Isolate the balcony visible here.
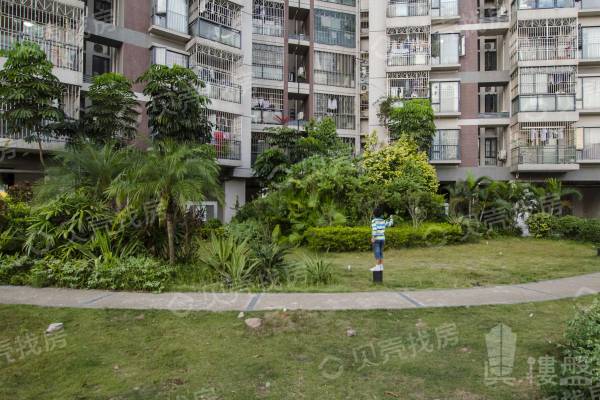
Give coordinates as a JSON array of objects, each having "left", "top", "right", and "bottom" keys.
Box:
[
  {"left": 512, "top": 94, "right": 575, "bottom": 114},
  {"left": 511, "top": 145, "right": 579, "bottom": 171},
  {"left": 200, "top": 80, "right": 242, "bottom": 104},
  {"left": 387, "top": 0, "right": 430, "bottom": 17},
  {"left": 150, "top": 10, "right": 190, "bottom": 41},
  {"left": 578, "top": 144, "right": 600, "bottom": 162},
  {"left": 0, "top": 130, "right": 65, "bottom": 151},
  {"left": 209, "top": 138, "right": 241, "bottom": 163},
  {"left": 429, "top": 144, "right": 460, "bottom": 163},
  {"left": 515, "top": 0, "right": 574, "bottom": 9}
]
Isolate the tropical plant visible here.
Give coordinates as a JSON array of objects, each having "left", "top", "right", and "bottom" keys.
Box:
[
  {"left": 0, "top": 41, "right": 65, "bottom": 167},
  {"left": 294, "top": 255, "right": 336, "bottom": 286},
  {"left": 200, "top": 235, "right": 258, "bottom": 288},
  {"left": 385, "top": 98, "right": 436, "bottom": 151},
  {"left": 24, "top": 190, "right": 113, "bottom": 258},
  {"left": 446, "top": 174, "right": 493, "bottom": 219},
  {"left": 34, "top": 142, "right": 131, "bottom": 203},
  {"left": 0, "top": 196, "right": 30, "bottom": 254},
  {"left": 137, "top": 64, "right": 211, "bottom": 142},
  {"left": 544, "top": 178, "right": 582, "bottom": 215},
  {"left": 82, "top": 73, "right": 140, "bottom": 144},
  {"left": 108, "top": 140, "right": 222, "bottom": 264}
]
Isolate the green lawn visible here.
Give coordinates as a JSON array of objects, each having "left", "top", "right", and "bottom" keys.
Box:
[
  {"left": 173, "top": 237, "right": 600, "bottom": 293},
  {"left": 281, "top": 237, "right": 600, "bottom": 292},
  {"left": 0, "top": 296, "right": 596, "bottom": 399}
]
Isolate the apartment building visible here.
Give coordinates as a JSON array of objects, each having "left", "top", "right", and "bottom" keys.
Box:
[
  {"left": 1, "top": 0, "right": 598, "bottom": 220},
  {"left": 0, "top": 0, "right": 361, "bottom": 221},
  {"left": 362, "top": 0, "right": 600, "bottom": 217}
]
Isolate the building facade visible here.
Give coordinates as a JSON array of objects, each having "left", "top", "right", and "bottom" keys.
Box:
[
  {"left": 0, "top": 0, "right": 598, "bottom": 220},
  {"left": 363, "top": 0, "right": 600, "bottom": 216}
]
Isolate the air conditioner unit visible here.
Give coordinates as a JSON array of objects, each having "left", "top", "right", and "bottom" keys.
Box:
[
  {"left": 498, "top": 149, "right": 507, "bottom": 161},
  {"left": 484, "top": 42, "right": 496, "bottom": 51}
]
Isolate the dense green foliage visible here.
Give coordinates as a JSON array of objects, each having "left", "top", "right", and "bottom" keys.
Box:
[
  {"left": 545, "top": 300, "right": 600, "bottom": 399},
  {"left": 0, "top": 41, "right": 65, "bottom": 166},
  {"left": 253, "top": 117, "right": 351, "bottom": 185},
  {"left": 387, "top": 99, "right": 436, "bottom": 151},
  {"left": 305, "top": 223, "right": 463, "bottom": 252},
  {"left": 137, "top": 64, "right": 211, "bottom": 142},
  {"left": 528, "top": 213, "right": 600, "bottom": 243},
  {"left": 82, "top": 73, "right": 140, "bottom": 144}
]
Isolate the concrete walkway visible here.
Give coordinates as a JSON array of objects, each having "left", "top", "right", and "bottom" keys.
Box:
[{"left": 1, "top": 273, "right": 600, "bottom": 312}]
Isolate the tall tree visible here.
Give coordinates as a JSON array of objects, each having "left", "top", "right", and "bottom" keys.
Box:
[
  {"left": 108, "top": 140, "right": 222, "bottom": 264},
  {"left": 386, "top": 98, "right": 436, "bottom": 151},
  {"left": 0, "top": 41, "right": 65, "bottom": 167},
  {"left": 82, "top": 73, "right": 139, "bottom": 144},
  {"left": 137, "top": 64, "right": 211, "bottom": 142}
]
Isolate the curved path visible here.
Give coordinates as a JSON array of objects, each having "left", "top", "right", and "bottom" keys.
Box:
[{"left": 2, "top": 273, "right": 600, "bottom": 312}]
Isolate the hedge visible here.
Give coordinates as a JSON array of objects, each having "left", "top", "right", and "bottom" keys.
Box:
[
  {"left": 528, "top": 213, "right": 600, "bottom": 243},
  {"left": 305, "top": 223, "right": 463, "bottom": 252}
]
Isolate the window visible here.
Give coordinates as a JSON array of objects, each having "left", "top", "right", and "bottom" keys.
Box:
[
  {"left": 314, "top": 51, "right": 356, "bottom": 88},
  {"left": 388, "top": 0, "right": 430, "bottom": 17},
  {"left": 152, "top": 47, "right": 188, "bottom": 67},
  {"left": 93, "top": 0, "right": 113, "bottom": 23},
  {"left": 253, "top": 0, "right": 284, "bottom": 37},
  {"left": 314, "top": 93, "right": 355, "bottom": 130},
  {"left": 432, "top": 0, "right": 459, "bottom": 16},
  {"left": 360, "top": 11, "right": 369, "bottom": 31},
  {"left": 252, "top": 43, "right": 284, "bottom": 80},
  {"left": 431, "top": 33, "right": 459, "bottom": 65},
  {"left": 431, "top": 81, "right": 459, "bottom": 112},
  {"left": 321, "top": 0, "right": 356, "bottom": 5},
  {"left": 516, "top": 66, "right": 576, "bottom": 112},
  {"left": 204, "top": 110, "right": 242, "bottom": 160},
  {"left": 251, "top": 88, "right": 284, "bottom": 124},
  {"left": 581, "top": 27, "right": 600, "bottom": 59},
  {"left": 484, "top": 138, "right": 498, "bottom": 165},
  {"left": 314, "top": 9, "right": 356, "bottom": 48},
  {"left": 577, "top": 77, "right": 600, "bottom": 110},
  {"left": 515, "top": 18, "right": 577, "bottom": 62},
  {"left": 484, "top": 39, "right": 497, "bottom": 71},
  {"left": 251, "top": 132, "right": 270, "bottom": 165},
  {"left": 190, "top": 0, "right": 242, "bottom": 48},
  {"left": 430, "top": 129, "right": 460, "bottom": 160},
  {"left": 153, "top": 0, "right": 188, "bottom": 33},
  {"left": 581, "top": 128, "right": 600, "bottom": 160}
]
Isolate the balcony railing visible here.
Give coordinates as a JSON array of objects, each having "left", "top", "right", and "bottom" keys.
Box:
[
  {"left": 152, "top": 11, "right": 188, "bottom": 34},
  {"left": 511, "top": 145, "right": 577, "bottom": 165},
  {"left": 429, "top": 144, "right": 460, "bottom": 161},
  {"left": 387, "top": 0, "right": 430, "bottom": 17},
  {"left": 0, "top": 30, "right": 81, "bottom": 71},
  {"left": 578, "top": 144, "right": 600, "bottom": 161},
  {"left": 201, "top": 82, "right": 241, "bottom": 103},
  {"left": 514, "top": 42, "right": 577, "bottom": 62},
  {"left": 191, "top": 18, "right": 241, "bottom": 48},
  {"left": 431, "top": 0, "right": 459, "bottom": 17},
  {"left": 315, "top": 114, "right": 355, "bottom": 130},
  {"left": 516, "top": 0, "right": 574, "bottom": 9},
  {"left": 253, "top": 21, "right": 284, "bottom": 37},
  {"left": 209, "top": 138, "right": 241, "bottom": 160},
  {"left": 513, "top": 94, "right": 576, "bottom": 113},
  {"left": 314, "top": 71, "right": 355, "bottom": 88},
  {"left": 387, "top": 48, "right": 430, "bottom": 67}
]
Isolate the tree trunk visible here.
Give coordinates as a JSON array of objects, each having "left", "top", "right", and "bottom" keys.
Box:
[
  {"left": 37, "top": 137, "right": 46, "bottom": 169},
  {"left": 165, "top": 211, "right": 176, "bottom": 265}
]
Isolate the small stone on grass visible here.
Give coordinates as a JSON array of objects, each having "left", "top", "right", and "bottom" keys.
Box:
[
  {"left": 45, "top": 323, "right": 63, "bottom": 334},
  {"left": 245, "top": 318, "right": 263, "bottom": 329}
]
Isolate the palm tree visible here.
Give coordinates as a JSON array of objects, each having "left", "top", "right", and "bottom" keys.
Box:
[
  {"left": 108, "top": 140, "right": 222, "bottom": 264},
  {"left": 544, "top": 178, "right": 582, "bottom": 215},
  {"left": 446, "top": 173, "right": 492, "bottom": 218},
  {"left": 34, "top": 141, "right": 130, "bottom": 203}
]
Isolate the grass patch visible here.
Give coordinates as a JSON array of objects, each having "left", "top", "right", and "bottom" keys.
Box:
[
  {"left": 0, "top": 296, "right": 597, "bottom": 399},
  {"left": 172, "top": 237, "right": 600, "bottom": 293}
]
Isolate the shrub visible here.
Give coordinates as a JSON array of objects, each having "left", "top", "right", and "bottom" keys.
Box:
[
  {"left": 545, "top": 300, "right": 600, "bottom": 398},
  {"left": 294, "top": 256, "right": 336, "bottom": 286},
  {"left": 527, "top": 213, "right": 558, "bottom": 238},
  {"left": 252, "top": 241, "right": 290, "bottom": 285},
  {"left": 86, "top": 257, "right": 171, "bottom": 292},
  {"left": 30, "top": 258, "right": 93, "bottom": 288},
  {"left": 200, "top": 235, "right": 258, "bottom": 288},
  {"left": 0, "top": 255, "right": 34, "bottom": 285},
  {"left": 0, "top": 197, "right": 31, "bottom": 254},
  {"left": 528, "top": 213, "right": 600, "bottom": 244},
  {"left": 305, "top": 223, "right": 463, "bottom": 252}
]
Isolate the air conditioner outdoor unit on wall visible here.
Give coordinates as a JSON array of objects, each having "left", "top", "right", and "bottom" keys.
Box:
[{"left": 498, "top": 149, "right": 507, "bottom": 161}]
